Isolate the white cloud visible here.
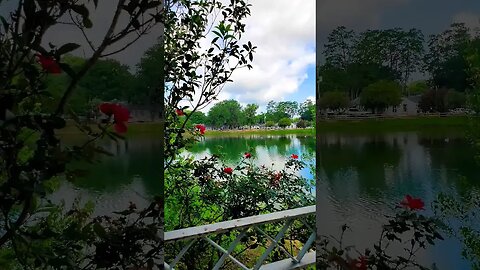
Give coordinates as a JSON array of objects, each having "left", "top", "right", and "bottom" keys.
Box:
[{"left": 185, "top": 0, "right": 316, "bottom": 113}]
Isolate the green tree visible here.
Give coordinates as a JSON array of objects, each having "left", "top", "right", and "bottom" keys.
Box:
[
  {"left": 299, "top": 99, "right": 315, "bottom": 121},
  {"left": 265, "top": 120, "right": 275, "bottom": 127},
  {"left": 296, "top": 119, "right": 309, "bottom": 128},
  {"left": 323, "top": 26, "right": 358, "bottom": 69},
  {"left": 242, "top": 103, "right": 258, "bottom": 127},
  {"left": 360, "top": 80, "right": 402, "bottom": 113},
  {"left": 446, "top": 91, "right": 466, "bottom": 110},
  {"left": 319, "top": 91, "right": 349, "bottom": 112},
  {"left": 407, "top": 80, "right": 429, "bottom": 95},
  {"left": 318, "top": 63, "right": 398, "bottom": 100},
  {"left": 186, "top": 111, "right": 207, "bottom": 128},
  {"left": 134, "top": 42, "right": 164, "bottom": 105},
  {"left": 355, "top": 28, "right": 424, "bottom": 88},
  {"left": 207, "top": 100, "right": 243, "bottom": 129},
  {"left": 277, "top": 101, "right": 298, "bottom": 118},
  {"left": 424, "top": 23, "right": 471, "bottom": 91},
  {"left": 418, "top": 88, "right": 450, "bottom": 112},
  {"left": 278, "top": 117, "right": 292, "bottom": 128},
  {"left": 79, "top": 58, "right": 135, "bottom": 102}
]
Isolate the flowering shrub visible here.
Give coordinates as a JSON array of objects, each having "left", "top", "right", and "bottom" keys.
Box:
[
  {"left": 0, "top": 0, "right": 164, "bottom": 268},
  {"left": 165, "top": 152, "right": 315, "bottom": 268},
  {"left": 317, "top": 195, "right": 444, "bottom": 269}
]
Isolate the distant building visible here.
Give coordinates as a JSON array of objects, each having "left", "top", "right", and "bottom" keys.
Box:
[
  {"left": 350, "top": 95, "right": 421, "bottom": 116},
  {"left": 384, "top": 95, "right": 421, "bottom": 116},
  {"left": 127, "top": 104, "right": 161, "bottom": 122}
]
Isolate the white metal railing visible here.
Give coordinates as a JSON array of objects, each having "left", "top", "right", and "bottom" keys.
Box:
[{"left": 164, "top": 205, "right": 316, "bottom": 270}]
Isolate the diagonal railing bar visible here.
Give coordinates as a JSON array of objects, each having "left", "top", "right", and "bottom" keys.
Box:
[
  {"left": 300, "top": 218, "right": 315, "bottom": 233},
  {"left": 252, "top": 219, "right": 294, "bottom": 270},
  {"left": 296, "top": 231, "right": 315, "bottom": 262},
  {"left": 254, "top": 226, "right": 298, "bottom": 263},
  {"left": 164, "top": 205, "right": 316, "bottom": 270},
  {"left": 204, "top": 236, "right": 250, "bottom": 270},
  {"left": 168, "top": 238, "right": 197, "bottom": 268},
  {"left": 212, "top": 229, "right": 248, "bottom": 270}
]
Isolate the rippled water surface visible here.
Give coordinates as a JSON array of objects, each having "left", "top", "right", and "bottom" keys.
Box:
[{"left": 54, "top": 131, "right": 478, "bottom": 268}]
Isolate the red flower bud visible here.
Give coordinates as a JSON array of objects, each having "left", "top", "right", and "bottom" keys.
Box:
[
  {"left": 36, "top": 54, "right": 61, "bottom": 74},
  {"left": 195, "top": 124, "right": 206, "bottom": 135},
  {"left": 99, "top": 103, "right": 130, "bottom": 133},
  {"left": 223, "top": 167, "right": 233, "bottom": 174},
  {"left": 400, "top": 195, "right": 425, "bottom": 210},
  {"left": 176, "top": 109, "right": 184, "bottom": 116}
]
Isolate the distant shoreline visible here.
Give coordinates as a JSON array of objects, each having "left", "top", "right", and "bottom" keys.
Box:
[{"left": 57, "top": 115, "right": 471, "bottom": 136}]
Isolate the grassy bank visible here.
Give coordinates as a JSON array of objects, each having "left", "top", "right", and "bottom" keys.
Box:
[
  {"left": 316, "top": 116, "right": 469, "bottom": 134},
  {"left": 57, "top": 116, "right": 471, "bottom": 137},
  {"left": 205, "top": 128, "right": 315, "bottom": 137},
  {"left": 57, "top": 121, "right": 164, "bottom": 135}
]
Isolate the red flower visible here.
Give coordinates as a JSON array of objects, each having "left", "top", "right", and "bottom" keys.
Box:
[
  {"left": 195, "top": 124, "right": 206, "bottom": 135},
  {"left": 99, "top": 103, "right": 130, "bottom": 133},
  {"left": 349, "top": 256, "right": 368, "bottom": 270},
  {"left": 223, "top": 167, "right": 233, "bottom": 174},
  {"left": 36, "top": 54, "right": 61, "bottom": 74},
  {"left": 400, "top": 195, "right": 425, "bottom": 210},
  {"left": 176, "top": 109, "right": 184, "bottom": 116},
  {"left": 114, "top": 121, "right": 127, "bottom": 133},
  {"left": 244, "top": 152, "right": 251, "bottom": 158},
  {"left": 291, "top": 154, "right": 298, "bottom": 159},
  {"left": 270, "top": 172, "right": 282, "bottom": 187}
]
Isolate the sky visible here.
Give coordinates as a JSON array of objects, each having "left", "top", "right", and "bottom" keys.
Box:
[
  {"left": 1, "top": 0, "right": 315, "bottom": 114},
  {"left": 316, "top": 0, "right": 480, "bottom": 65},
  {"left": 3, "top": 1, "right": 480, "bottom": 114},
  {"left": 184, "top": 0, "right": 316, "bottom": 113}
]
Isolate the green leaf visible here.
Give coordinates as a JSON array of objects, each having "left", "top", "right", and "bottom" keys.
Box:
[
  {"left": 71, "top": 4, "right": 89, "bottom": 19},
  {"left": 59, "top": 63, "right": 76, "bottom": 78},
  {"left": 0, "top": 16, "right": 8, "bottom": 32},
  {"left": 93, "top": 223, "right": 107, "bottom": 238},
  {"left": 57, "top": 43, "right": 80, "bottom": 55},
  {"left": 83, "top": 18, "right": 93, "bottom": 28},
  {"left": 212, "top": 30, "right": 222, "bottom": 38}
]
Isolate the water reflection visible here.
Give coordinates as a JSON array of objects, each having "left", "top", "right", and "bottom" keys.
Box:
[
  {"left": 52, "top": 134, "right": 163, "bottom": 215},
  {"left": 187, "top": 135, "right": 316, "bottom": 180},
  {"left": 317, "top": 131, "right": 479, "bottom": 269}
]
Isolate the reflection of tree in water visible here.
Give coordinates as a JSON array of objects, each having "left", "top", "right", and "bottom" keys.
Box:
[
  {"left": 187, "top": 135, "right": 315, "bottom": 163},
  {"left": 418, "top": 136, "right": 480, "bottom": 190},
  {"left": 319, "top": 135, "right": 402, "bottom": 198},
  {"left": 70, "top": 137, "right": 163, "bottom": 196},
  {"left": 356, "top": 138, "right": 402, "bottom": 194}
]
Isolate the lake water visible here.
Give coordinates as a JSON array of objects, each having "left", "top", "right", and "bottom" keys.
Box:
[
  {"left": 53, "top": 131, "right": 479, "bottom": 269},
  {"left": 316, "top": 131, "right": 479, "bottom": 269}
]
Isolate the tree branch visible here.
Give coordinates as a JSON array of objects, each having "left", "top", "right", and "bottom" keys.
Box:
[{"left": 55, "top": 0, "right": 126, "bottom": 116}]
